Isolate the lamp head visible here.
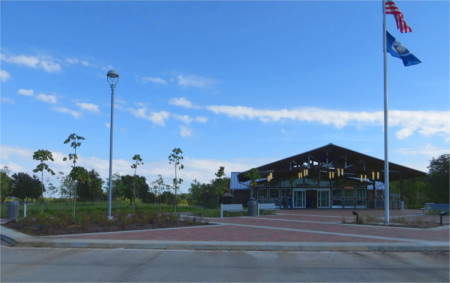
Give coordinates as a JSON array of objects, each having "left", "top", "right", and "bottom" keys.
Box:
[
  {"left": 352, "top": 211, "right": 358, "bottom": 216},
  {"left": 107, "top": 70, "right": 119, "bottom": 85}
]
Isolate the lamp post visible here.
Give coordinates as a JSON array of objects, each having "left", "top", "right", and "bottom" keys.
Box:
[{"left": 107, "top": 70, "right": 119, "bottom": 220}]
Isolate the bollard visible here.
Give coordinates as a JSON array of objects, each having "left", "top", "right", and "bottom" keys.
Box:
[
  {"left": 440, "top": 211, "right": 447, "bottom": 226},
  {"left": 352, "top": 211, "right": 359, "bottom": 224}
]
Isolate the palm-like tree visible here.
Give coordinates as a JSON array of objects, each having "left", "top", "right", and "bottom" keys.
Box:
[{"left": 32, "top": 149, "right": 55, "bottom": 211}]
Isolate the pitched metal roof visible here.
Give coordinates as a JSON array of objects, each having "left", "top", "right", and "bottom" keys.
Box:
[{"left": 238, "top": 143, "right": 426, "bottom": 183}]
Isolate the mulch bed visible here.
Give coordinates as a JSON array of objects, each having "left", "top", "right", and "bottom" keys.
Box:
[{"left": 3, "top": 217, "right": 209, "bottom": 236}]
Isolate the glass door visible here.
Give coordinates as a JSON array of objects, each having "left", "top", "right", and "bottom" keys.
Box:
[
  {"left": 317, "top": 190, "right": 330, "bottom": 208},
  {"left": 294, "top": 190, "right": 306, "bottom": 208}
]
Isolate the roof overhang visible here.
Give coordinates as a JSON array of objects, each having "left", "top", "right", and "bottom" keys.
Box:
[{"left": 238, "top": 143, "right": 426, "bottom": 183}]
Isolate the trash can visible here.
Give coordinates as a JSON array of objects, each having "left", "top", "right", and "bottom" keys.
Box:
[
  {"left": 248, "top": 199, "right": 258, "bottom": 216},
  {"left": 7, "top": 200, "right": 19, "bottom": 220}
]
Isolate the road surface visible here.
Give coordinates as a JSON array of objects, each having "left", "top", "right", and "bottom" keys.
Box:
[{"left": 1, "top": 247, "right": 448, "bottom": 282}]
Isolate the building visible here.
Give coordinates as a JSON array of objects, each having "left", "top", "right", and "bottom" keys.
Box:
[{"left": 230, "top": 144, "right": 426, "bottom": 209}]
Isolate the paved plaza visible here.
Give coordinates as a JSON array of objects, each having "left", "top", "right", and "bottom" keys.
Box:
[{"left": 1, "top": 209, "right": 449, "bottom": 251}]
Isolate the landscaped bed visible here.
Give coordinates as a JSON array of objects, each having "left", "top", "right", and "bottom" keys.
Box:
[{"left": 3, "top": 211, "right": 209, "bottom": 236}]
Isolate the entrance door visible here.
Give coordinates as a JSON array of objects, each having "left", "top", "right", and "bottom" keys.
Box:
[
  {"left": 293, "top": 190, "right": 306, "bottom": 208},
  {"left": 317, "top": 189, "right": 330, "bottom": 208}
]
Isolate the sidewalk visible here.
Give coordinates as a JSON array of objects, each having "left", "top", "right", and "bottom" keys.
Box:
[{"left": 1, "top": 209, "right": 449, "bottom": 252}]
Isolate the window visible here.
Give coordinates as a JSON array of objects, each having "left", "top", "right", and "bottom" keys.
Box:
[
  {"left": 257, "top": 188, "right": 268, "bottom": 198},
  {"left": 269, "top": 189, "right": 279, "bottom": 198},
  {"left": 332, "top": 189, "right": 342, "bottom": 198},
  {"left": 344, "top": 189, "right": 354, "bottom": 198},
  {"left": 356, "top": 189, "right": 366, "bottom": 198}
]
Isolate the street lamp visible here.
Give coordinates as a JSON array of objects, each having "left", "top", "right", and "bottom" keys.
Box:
[{"left": 107, "top": 70, "right": 119, "bottom": 220}]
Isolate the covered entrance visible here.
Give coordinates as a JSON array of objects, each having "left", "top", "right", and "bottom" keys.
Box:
[{"left": 294, "top": 189, "right": 330, "bottom": 208}]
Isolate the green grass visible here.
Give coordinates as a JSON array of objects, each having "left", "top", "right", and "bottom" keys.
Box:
[{"left": 1, "top": 200, "right": 221, "bottom": 218}]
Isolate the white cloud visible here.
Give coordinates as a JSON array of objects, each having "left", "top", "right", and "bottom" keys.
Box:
[
  {"left": 36, "top": 93, "right": 58, "bottom": 104},
  {"left": 0, "top": 53, "right": 61, "bottom": 72},
  {"left": 195, "top": 116, "right": 208, "bottom": 123},
  {"left": 176, "top": 75, "right": 216, "bottom": 88},
  {"left": 142, "top": 76, "right": 167, "bottom": 85},
  {"left": 17, "top": 89, "right": 34, "bottom": 96},
  {"left": 173, "top": 114, "right": 193, "bottom": 124},
  {"left": 207, "top": 105, "right": 450, "bottom": 141},
  {"left": 0, "top": 69, "right": 11, "bottom": 82},
  {"left": 52, "top": 107, "right": 82, "bottom": 118},
  {"left": 127, "top": 106, "right": 170, "bottom": 126},
  {"left": 180, "top": 125, "right": 192, "bottom": 137},
  {"left": 1, "top": 97, "right": 15, "bottom": 104},
  {"left": 396, "top": 144, "right": 449, "bottom": 159},
  {"left": 76, "top": 102, "right": 100, "bottom": 113},
  {"left": 169, "top": 97, "right": 199, "bottom": 109}
]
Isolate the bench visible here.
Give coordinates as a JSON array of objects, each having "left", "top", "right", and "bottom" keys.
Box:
[
  {"left": 257, "top": 203, "right": 279, "bottom": 216},
  {"left": 220, "top": 203, "right": 246, "bottom": 218},
  {"left": 422, "top": 203, "right": 450, "bottom": 214}
]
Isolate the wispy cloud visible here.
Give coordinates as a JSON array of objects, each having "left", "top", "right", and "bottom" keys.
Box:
[
  {"left": 17, "top": 89, "right": 34, "bottom": 96},
  {"left": 142, "top": 76, "right": 167, "bottom": 85},
  {"left": 169, "top": 97, "right": 200, "bottom": 109},
  {"left": 65, "top": 57, "right": 111, "bottom": 71},
  {"left": 176, "top": 75, "right": 217, "bottom": 88},
  {"left": 0, "top": 69, "right": 11, "bottom": 82},
  {"left": 206, "top": 105, "right": 450, "bottom": 141},
  {"left": 36, "top": 93, "right": 58, "bottom": 104},
  {"left": 180, "top": 125, "right": 192, "bottom": 137},
  {"left": 1, "top": 53, "right": 61, "bottom": 72},
  {"left": 52, "top": 107, "right": 81, "bottom": 118},
  {"left": 76, "top": 102, "right": 100, "bottom": 113},
  {"left": 396, "top": 144, "right": 449, "bottom": 159}
]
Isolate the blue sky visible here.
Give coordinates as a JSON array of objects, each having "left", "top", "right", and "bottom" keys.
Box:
[{"left": 1, "top": 0, "right": 449, "bottom": 194}]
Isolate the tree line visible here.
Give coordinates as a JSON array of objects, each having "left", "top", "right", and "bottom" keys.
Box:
[
  {"left": 0, "top": 132, "right": 448, "bottom": 210},
  {"left": 0, "top": 133, "right": 232, "bottom": 211}
]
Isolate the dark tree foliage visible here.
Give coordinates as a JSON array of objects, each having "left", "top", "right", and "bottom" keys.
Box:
[
  {"left": 0, "top": 170, "right": 13, "bottom": 202},
  {"left": 188, "top": 167, "right": 231, "bottom": 208},
  {"left": 427, "top": 154, "right": 449, "bottom": 203},
  {"left": 77, "top": 169, "right": 105, "bottom": 202},
  {"left": 160, "top": 191, "right": 176, "bottom": 205},
  {"left": 114, "top": 175, "right": 150, "bottom": 205},
  {"left": 11, "top": 173, "right": 43, "bottom": 202}
]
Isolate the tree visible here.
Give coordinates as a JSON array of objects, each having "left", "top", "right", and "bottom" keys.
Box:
[
  {"left": 32, "top": 149, "right": 55, "bottom": 211},
  {"left": 114, "top": 175, "right": 149, "bottom": 207},
  {"left": 11, "top": 173, "right": 42, "bottom": 203},
  {"left": 77, "top": 169, "right": 105, "bottom": 202},
  {"left": 63, "top": 133, "right": 85, "bottom": 167},
  {"left": 244, "top": 168, "right": 261, "bottom": 200},
  {"left": 211, "top": 166, "right": 230, "bottom": 208},
  {"left": 168, "top": 147, "right": 184, "bottom": 212},
  {"left": 131, "top": 154, "right": 144, "bottom": 212},
  {"left": 151, "top": 174, "right": 169, "bottom": 210},
  {"left": 63, "top": 133, "right": 86, "bottom": 221},
  {"left": 0, "top": 167, "right": 13, "bottom": 203},
  {"left": 427, "top": 154, "right": 449, "bottom": 203}
]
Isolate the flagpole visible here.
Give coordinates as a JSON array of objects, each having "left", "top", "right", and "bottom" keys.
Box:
[{"left": 382, "top": 0, "right": 390, "bottom": 225}]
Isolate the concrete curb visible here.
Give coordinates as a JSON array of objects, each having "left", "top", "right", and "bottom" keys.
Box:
[
  {"left": 2, "top": 226, "right": 449, "bottom": 252},
  {"left": 15, "top": 239, "right": 450, "bottom": 252}
]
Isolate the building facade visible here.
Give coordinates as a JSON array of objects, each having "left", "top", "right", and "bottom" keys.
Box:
[{"left": 231, "top": 144, "right": 425, "bottom": 209}]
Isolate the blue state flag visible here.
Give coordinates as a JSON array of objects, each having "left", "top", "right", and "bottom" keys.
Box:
[{"left": 386, "top": 31, "right": 421, "bottom": 66}]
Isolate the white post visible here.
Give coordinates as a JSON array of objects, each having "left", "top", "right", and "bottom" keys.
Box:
[{"left": 24, "top": 203, "right": 27, "bottom": 217}]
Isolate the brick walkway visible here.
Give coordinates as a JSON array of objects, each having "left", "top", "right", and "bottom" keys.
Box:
[{"left": 48, "top": 209, "right": 449, "bottom": 246}]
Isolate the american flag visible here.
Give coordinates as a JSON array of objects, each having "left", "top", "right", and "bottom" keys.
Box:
[{"left": 385, "top": 1, "right": 412, "bottom": 33}]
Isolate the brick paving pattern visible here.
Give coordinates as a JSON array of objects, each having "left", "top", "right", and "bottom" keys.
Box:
[{"left": 49, "top": 209, "right": 450, "bottom": 245}]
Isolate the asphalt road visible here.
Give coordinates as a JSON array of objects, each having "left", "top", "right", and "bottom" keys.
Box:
[{"left": 1, "top": 247, "right": 448, "bottom": 282}]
